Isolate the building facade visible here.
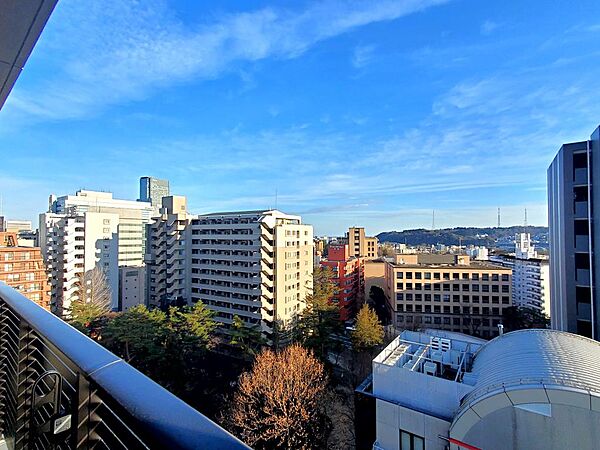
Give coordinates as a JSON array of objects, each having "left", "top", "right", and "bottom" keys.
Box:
[
  {"left": 363, "top": 328, "right": 600, "bottom": 450},
  {"left": 139, "top": 176, "right": 170, "bottom": 211},
  {"left": 347, "top": 227, "right": 378, "bottom": 259},
  {"left": 146, "top": 196, "right": 190, "bottom": 308},
  {"left": 119, "top": 265, "right": 145, "bottom": 311},
  {"left": 40, "top": 190, "right": 154, "bottom": 313},
  {"left": 188, "top": 210, "right": 313, "bottom": 343},
  {"left": 548, "top": 125, "right": 600, "bottom": 339},
  {"left": 39, "top": 211, "right": 119, "bottom": 314},
  {"left": 385, "top": 254, "right": 512, "bottom": 339},
  {"left": 490, "top": 234, "right": 550, "bottom": 314},
  {"left": 0, "top": 232, "right": 51, "bottom": 310},
  {"left": 320, "top": 244, "right": 364, "bottom": 321}
]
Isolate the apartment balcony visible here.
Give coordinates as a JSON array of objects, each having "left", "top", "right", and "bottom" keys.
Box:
[
  {"left": 576, "top": 269, "right": 591, "bottom": 287},
  {"left": 574, "top": 201, "right": 589, "bottom": 219},
  {"left": 574, "top": 167, "right": 588, "bottom": 186},
  {"left": 0, "top": 283, "right": 248, "bottom": 450},
  {"left": 575, "top": 235, "right": 590, "bottom": 252},
  {"left": 196, "top": 253, "right": 259, "bottom": 264}
]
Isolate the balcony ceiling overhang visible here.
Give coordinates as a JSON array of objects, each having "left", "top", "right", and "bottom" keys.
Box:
[{"left": 0, "top": 0, "right": 57, "bottom": 110}]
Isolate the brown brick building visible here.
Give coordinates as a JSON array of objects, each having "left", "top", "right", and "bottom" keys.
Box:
[
  {"left": 0, "top": 232, "right": 51, "bottom": 310},
  {"left": 385, "top": 254, "right": 512, "bottom": 339}
]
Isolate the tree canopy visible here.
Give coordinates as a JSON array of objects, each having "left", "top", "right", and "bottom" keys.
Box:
[
  {"left": 228, "top": 344, "right": 330, "bottom": 450},
  {"left": 352, "top": 304, "right": 384, "bottom": 351}
]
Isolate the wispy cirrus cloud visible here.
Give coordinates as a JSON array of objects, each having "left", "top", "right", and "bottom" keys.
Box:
[
  {"left": 4, "top": 0, "right": 449, "bottom": 123},
  {"left": 352, "top": 44, "right": 376, "bottom": 68},
  {"left": 480, "top": 20, "right": 499, "bottom": 36}
]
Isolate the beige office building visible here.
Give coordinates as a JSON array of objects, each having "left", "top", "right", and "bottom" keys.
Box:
[
  {"left": 189, "top": 210, "right": 313, "bottom": 343},
  {"left": 146, "top": 196, "right": 190, "bottom": 308},
  {"left": 347, "top": 226, "right": 378, "bottom": 259},
  {"left": 385, "top": 254, "right": 512, "bottom": 339}
]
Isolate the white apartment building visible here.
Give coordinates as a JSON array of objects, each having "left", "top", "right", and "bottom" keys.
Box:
[
  {"left": 40, "top": 190, "right": 154, "bottom": 314},
  {"left": 490, "top": 233, "right": 550, "bottom": 314},
  {"left": 363, "top": 328, "right": 600, "bottom": 450},
  {"left": 48, "top": 190, "right": 154, "bottom": 267},
  {"left": 189, "top": 210, "right": 313, "bottom": 343},
  {"left": 40, "top": 211, "right": 119, "bottom": 314},
  {"left": 146, "top": 196, "right": 190, "bottom": 308}
]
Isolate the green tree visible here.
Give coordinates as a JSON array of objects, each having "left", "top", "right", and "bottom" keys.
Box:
[
  {"left": 295, "top": 267, "right": 343, "bottom": 359},
  {"left": 229, "top": 315, "right": 266, "bottom": 358},
  {"left": 352, "top": 304, "right": 384, "bottom": 351},
  {"left": 502, "top": 306, "right": 550, "bottom": 332},
  {"left": 104, "top": 302, "right": 218, "bottom": 393}
]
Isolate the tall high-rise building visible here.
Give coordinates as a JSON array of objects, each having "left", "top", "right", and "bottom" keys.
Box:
[
  {"left": 0, "top": 232, "right": 51, "bottom": 310},
  {"left": 40, "top": 190, "right": 154, "bottom": 313},
  {"left": 320, "top": 244, "right": 364, "bottom": 321},
  {"left": 188, "top": 210, "right": 314, "bottom": 343},
  {"left": 139, "top": 177, "right": 170, "bottom": 210},
  {"left": 146, "top": 196, "right": 190, "bottom": 308},
  {"left": 40, "top": 211, "right": 119, "bottom": 314},
  {"left": 347, "top": 226, "right": 378, "bottom": 259},
  {"left": 548, "top": 125, "right": 600, "bottom": 339}
]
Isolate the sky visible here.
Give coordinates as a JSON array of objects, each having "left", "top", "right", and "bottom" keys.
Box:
[{"left": 1, "top": 0, "right": 600, "bottom": 236}]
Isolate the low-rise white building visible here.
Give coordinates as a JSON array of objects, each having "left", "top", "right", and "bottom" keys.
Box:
[{"left": 364, "top": 328, "right": 600, "bottom": 450}]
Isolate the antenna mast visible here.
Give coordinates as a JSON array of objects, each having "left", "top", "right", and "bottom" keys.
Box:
[
  {"left": 432, "top": 210, "right": 435, "bottom": 230},
  {"left": 497, "top": 208, "right": 501, "bottom": 228},
  {"left": 524, "top": 208, "right": 528, "bottom": 227}
]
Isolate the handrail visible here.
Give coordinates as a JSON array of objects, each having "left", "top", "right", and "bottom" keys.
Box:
[{"left": 0, "top": 282, "right": 250, "bottom": 449}]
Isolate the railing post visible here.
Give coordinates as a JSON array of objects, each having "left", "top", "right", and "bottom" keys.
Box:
[
  {"left": 15, "top": 320, "right": 35, "bottom": 450},
  {"left": 74, "top": 373, "right": 91, "bottom": 449}
]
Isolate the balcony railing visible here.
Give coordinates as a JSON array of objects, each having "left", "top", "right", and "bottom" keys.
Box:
[{"left": 0, "top": 283, "right": 249, "bottom": 450}]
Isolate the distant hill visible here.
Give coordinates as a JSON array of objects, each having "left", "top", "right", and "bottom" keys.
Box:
[{"left": 377, "top": 226, "right": 548, "bottom": 248}]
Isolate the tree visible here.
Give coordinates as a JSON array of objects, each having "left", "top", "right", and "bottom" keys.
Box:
[
  {"left": 229, "top": 315, "right": 266, "bottom": 358},
  {"left": 502, "top": 306, "right": 550, "bottom": 332},
  {"left": 295, "top": 267, "right": 344, "bottom": 359},
  {"left": 228, "top": 344, "right": 330, "bottom": 450},
  {"left": 352, "top": 304, "right": 384, "bottom": 351},
  {"left": 103, "top": 302, "right": 218, "bottom": 393},
  {"left": 67, "top": 267, "right": 112, "bottom": 334}
]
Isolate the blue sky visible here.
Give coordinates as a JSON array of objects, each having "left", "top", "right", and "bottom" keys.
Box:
[{"left": 1, "top": 0, "right": 599, "bottom": 235}]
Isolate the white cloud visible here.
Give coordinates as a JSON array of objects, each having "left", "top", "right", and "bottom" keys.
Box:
[
  {"left": 480, "top": 20, "right": 499, "bottom": 36},
  {"left": 352, "top": 44, "right": 376, "bottom": 68},
  {"left": 4, "top": 0, "right": 449, "bottom": 122}
]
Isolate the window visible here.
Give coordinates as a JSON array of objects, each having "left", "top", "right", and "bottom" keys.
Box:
[
  {"left": 396, "top": 293, "right": 404, "bottom": 301},
  {"left": 415, "top": 272, "right": 422, "bottom": 279},
  {"left": 424, "top": 272, "right": 431, "bottom": 279},
  {"left": 492, "top": 274, "right": 499, "bottom": 281},
  {"left": 405, "top": 272, "right": 413, "bottom": 279},
  {"left": 415, "top": 283, "right": 422, "bottom": 290},
  {"left": 502, "top": 274, "right": 509, "bottom": 282},
  {"left": 400, "top": 430, "right": 424, "bottom": 450},
  {"left": 453, "top": 273, "right": 459, "bottom": 280},
  {"left": 462, "top": 273, "right": 469, "bottom": 280},
  {"left": 443, "top": 272, "right": 450, "bottom": 280},
  {"left": 397, "top": 272, "right": 404, "bottom": 279},
  {"left": 433, "top": 272, "right": 441, "bottom": 280},
  {"left": 434, "top": 294, "right": 441, "bottom": 302},
  {"left": 397, "top": 282, "right": 404, "bottom": 290}
]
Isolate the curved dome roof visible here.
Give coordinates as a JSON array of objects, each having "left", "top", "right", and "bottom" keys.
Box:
[{"left": 461, "top": 329, "right": 600, "bottom": 407}]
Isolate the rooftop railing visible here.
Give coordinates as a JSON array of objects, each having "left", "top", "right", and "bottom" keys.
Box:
[{"left": 0, "top": 283, "right": 249, "bottom": 450}]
